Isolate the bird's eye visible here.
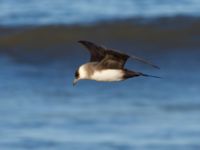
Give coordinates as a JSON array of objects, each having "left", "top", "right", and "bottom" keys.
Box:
[{"left": 75, "top": 70, "right": 79, "bottom": 78}]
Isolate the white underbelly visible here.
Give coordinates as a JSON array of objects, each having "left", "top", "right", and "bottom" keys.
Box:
[{"left": 91, "top": 69, "right": 124, "bottom": 82}]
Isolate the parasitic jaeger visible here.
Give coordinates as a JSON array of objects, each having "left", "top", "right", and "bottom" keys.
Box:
[{"left": 73, "top": 40, "right": 160, "bottom": 86}]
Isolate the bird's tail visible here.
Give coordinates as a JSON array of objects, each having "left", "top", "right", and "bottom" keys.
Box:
[{"left": 139, "top": 73, "right": 161, "bottom": 79}]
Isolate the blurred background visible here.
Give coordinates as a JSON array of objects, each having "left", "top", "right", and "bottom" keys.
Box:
[{"left": 0, "top": 0, "right": 200, "bottom": 150}]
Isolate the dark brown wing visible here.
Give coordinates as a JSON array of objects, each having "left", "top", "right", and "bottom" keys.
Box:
[
  {"left": 107, "top": 48, "right": 160, "bottom": 69},
  {"left": 78, "top": 40, "right": 160, "bottom": 69},
  {"left": 78, "top": 40, "right": 106, "bottom": 62},
  {"left": 97, "top": 49, "right": 160, "bottom": 69},
  {"left": 97, "top": 49, "right": 129, "bottom": 69}
]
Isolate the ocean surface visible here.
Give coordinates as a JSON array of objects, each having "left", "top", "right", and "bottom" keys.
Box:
[
  {"left": 0, "top": 49, "right": 200, "bottom": 150},
  {"left": 0, "top": 0, "right": 200, "bottom": 26}
]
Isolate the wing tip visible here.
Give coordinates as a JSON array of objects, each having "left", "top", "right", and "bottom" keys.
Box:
[
  {"left": 153, "top": 65, "right": 160, "bottom": 70},
  {"left": 78, "top": 40, "right": 92, "bottom": 44},
  {"left": 77, "top": 40, "right": 85, "bottom": 44},
  {"left": 129, "top": 54, "right": 160, "bottom": 69}
]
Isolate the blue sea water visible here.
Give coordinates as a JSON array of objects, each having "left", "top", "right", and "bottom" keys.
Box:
[
  {"left": 0, "top": 0, "right": 200, "bottom": 26},
  {"left": 0, "top": 49, "right": 200, "bottom": 150}
]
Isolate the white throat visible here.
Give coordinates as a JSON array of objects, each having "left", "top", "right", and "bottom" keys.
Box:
[{"left": 79, "top": 65, "right": 88, "bottom": 79}]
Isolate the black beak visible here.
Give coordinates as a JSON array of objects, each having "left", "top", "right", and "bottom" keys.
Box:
[{"left": 73, "top": 79, "right": 78, "bottom": 86}]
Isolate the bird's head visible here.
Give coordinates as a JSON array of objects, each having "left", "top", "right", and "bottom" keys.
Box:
[
  {"left": 73, "top": 65, "right": 88, "bottom": 86},
  {"left": 73, "top": 69, "right": 80, "bottom": 86}
]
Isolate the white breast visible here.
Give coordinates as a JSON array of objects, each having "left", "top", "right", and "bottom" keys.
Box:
[{"left": 91, "top": 69, "right": 124, "bottom": 82}]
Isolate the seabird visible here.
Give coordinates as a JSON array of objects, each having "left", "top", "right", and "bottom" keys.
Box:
[{"left": 73, "top": 40, "right": 160, "bottom": 86}]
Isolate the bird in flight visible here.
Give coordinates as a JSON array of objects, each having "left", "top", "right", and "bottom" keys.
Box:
[{"left": 73, "top": 40, "right": 160, "bottom": 86}]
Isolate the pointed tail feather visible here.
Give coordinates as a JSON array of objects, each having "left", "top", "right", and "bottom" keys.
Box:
[{"left": 139, "top": 73, "right": 161, "bottom": 79}]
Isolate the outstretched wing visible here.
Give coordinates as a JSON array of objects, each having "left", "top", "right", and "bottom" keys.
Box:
[
  {"left": 78, "top": 40, "right": 106, "bottom": 62},
  {"left": 97, "top": 49, "right": 160, "bottom": 69},
  {"left": 97, "top": 49, "right": 129, "bottom": 69},
  {"left": 78, "top": 40, "right": 160, "bottom": 69}
]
